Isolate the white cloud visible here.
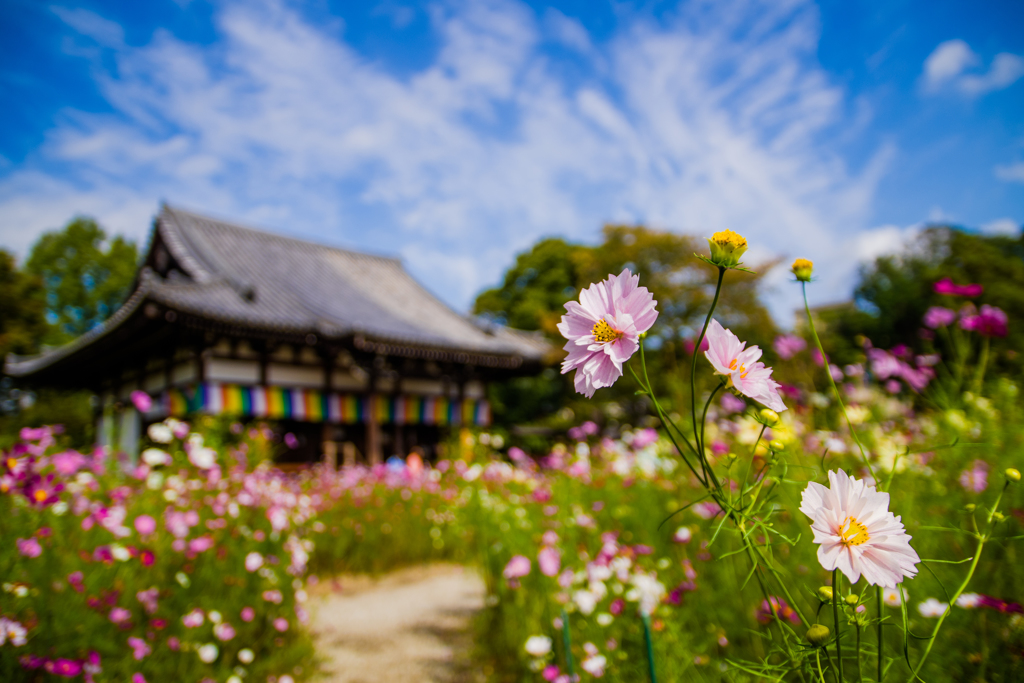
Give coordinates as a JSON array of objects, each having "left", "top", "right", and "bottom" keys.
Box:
[
  {"left": 922, "top": 39, "right": 1024, "bottom": 96},
  {"left": 1, "top": 0, "right": 892, "bottom": 322},
  {"left": 980, "top": 218, "right": 1021, "bottom": 236},
  {"left": 995, "top": 162, "right": 1024, "bottom": 184},
  {"left": 50, "top": 6, "right": 124, "bottom": 48}
]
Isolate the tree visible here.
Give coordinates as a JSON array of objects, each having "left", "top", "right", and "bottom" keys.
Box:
[
  {"left": 25, "top": 217, "right": 138, "bottom": 344},
  {"left": 0, "top": 249, "right": 47, "bottom": 361}
]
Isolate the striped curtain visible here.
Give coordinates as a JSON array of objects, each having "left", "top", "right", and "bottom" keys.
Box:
[{"left": 160, "top": 383, "right": 490, "bottom": 426}]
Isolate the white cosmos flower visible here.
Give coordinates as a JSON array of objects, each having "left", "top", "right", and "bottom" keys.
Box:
[
  {"left": 524, "top": 635, "right": 552, "bottom": 657},
  {"left": 956, "top": 593, "right": 981, "bottom": 609},
  {"left": 800, "top": 469, "right": 920, "bottom": 589},
  {"left": 197, "top": 643, "right": 219, "bottom": 663},
  {"left": 883, "top": 588, "right": 906, "bottom": 608},
  {"left": 917, "top": 598, "right": 948, "bottom": 618}
]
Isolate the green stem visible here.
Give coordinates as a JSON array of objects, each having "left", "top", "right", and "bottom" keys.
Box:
[
  {"left": 905, "top": 482, "right": 1006, "bottom": 682},
  {"left": 971, "top": 336, "right": 990, "bottom": 395},
  {"left": 561, "top": 608, "right": 575, "bottom": 678},
  {"left": 802, "top": 282, "right": 878, "bottom": 485},
  {"left": 699, "top": 381, "right": 726, "bottom": 464},
  {"left": 691, "top": 267, "right": 726, "bottom": 471},
  {"left": 833, "top": 569, "right": 844, "bottom": 682},
  {"left": 856, "top": 623, "right": 863, "bottom": 683},
  {"left": 877, "top": 586, "right": 884, "bottom": 683},
  {"left": 816, "top": 651, "right": 829, "bottom": 683},
  {"left": 642, "top": 612, "right": 658, "bottom": 683},
  {"left": 630, "top": 363, "right": 706, "bottom": 487}
]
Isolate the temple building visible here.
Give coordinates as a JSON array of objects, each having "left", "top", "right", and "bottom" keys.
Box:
[{"left": 5, "top": 205, "right": 549, "bottom": 464}]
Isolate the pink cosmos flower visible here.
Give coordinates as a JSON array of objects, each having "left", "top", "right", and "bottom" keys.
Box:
[
  {"left": 130, "top": 391, "right": 153, "bottom": 412},
  {"left": 262, "top": 590, "right": 283, "bottom": 604},
  {"left": 133, "top": 674, "right": 147, "bottom": 683},
  {"left": 923, "top": 306, "right": 956, "bottom": 329},
  {"left": 273, "top": 617, "right": 289, "bottom": 632},
  {"left": 756, "top": 596, "right": 801, "bottom": 625},
  {"left": 182, "top": 609, "right": 205, "bottom": 628},
  {"left": 960, "top": 305, "right": 1008, "bottom": 337},
  {"left": 538, "top": 547, "right": 561, "bottom": 577},
  {"left": 503, "top": 555, "right": 532, "bottom": 580},
  {"left": 214, "top": 622, "right": 236, "bottom": 641},
  {"left": 127, "top": 637, "right": 151, "bottom": 660},
  {"left": 240, "top": 607, "right": 255, "bottom": 622},
  {"left": 188, "top": 536, "right": 215, "bottom": 554},
  {"left": 557, "top": 269, "right": 659, "bottom": 398},
  {"left": 705, "top": 320, "right": 786, "bottom": 412},
  {"left": 800, "top": 469, "right": 920, "bottom": 588},
  {"left": 109, "top": 607, "right": 131, "bottom": 625},
  {"left": 245, "top": 552, "right": 264, "bottom": 572},
  {"left": 136, "top": 588, "right": 159, "bottom": 615},
  {"left": 16, "top": 537, "right": 42, "bottom": 558},
  {"left": 134, "top": 515, "right": 156, "bottom": 535},
  {"left": 959, "top": 460, "right": 989, "bottom": 493},
  {"left": 772, "top": 334, "right": 806, "bottom": 360}
]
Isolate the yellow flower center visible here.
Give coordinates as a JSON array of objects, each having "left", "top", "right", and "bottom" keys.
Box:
[
  {"left": 592, "top": 319, "right": 622, "bottom": 343},
  {"left": 839, "top": 517, "right": 870, "bottom": 546},
  {"left": 34, "top": 489, "right": 48, "bottom": 503},
  {"left": 728, "top": 358, "right": 749, "bottom": 378},
  {"left": 710, "top": 230, "right": 747, "bottom": 250},
  {"left": 6, "top": 457, "right": 16, "bottom": 470}
]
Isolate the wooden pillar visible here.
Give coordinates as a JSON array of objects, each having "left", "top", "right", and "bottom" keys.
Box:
[{"left": 366, "top": 364, "right": 382, "bottom": 465}]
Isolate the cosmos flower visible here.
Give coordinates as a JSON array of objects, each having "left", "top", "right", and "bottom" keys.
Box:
[
  {"left": 16, "top": 537, "right": 42, "bottom": 558},
  {"left": 959, "top": 460, "right": 989, "bottom": 493},
  {"left": 960, "top": 305, "right": 1008, "bottom": 337},
  {"left": 525, "top": 635, "right": 552, "bottom": 657},
  {"left": 558, "top": 269, "right": 659, "bottom": 398},
  {"left": 538, "top": 547, "right": 561, "bottom": 577},
  {"left": 127, "top": 637, "right": 151, "bottom": 660},
  {"left": 933, "top": 278, "right": 982, "bottom": 297},
  {"left": 503, "top": 555, "right": 532, "bottom": 581},
  {"left": 917, "top": 598, "right": 948, "bottom": 618},
  {"left": 214, "top": 623, "right": 236, "bottom": 641},
  {"left": 923, "top": 306, "right": 956, "bottom": 329},
  {"left": 756, "top": 596, "right": 801, "bottom": 625},
  {"left": 705, "top": 320, "right": 786, "bottom": 412},
  {"left": 134, "top": 515, "right": 157, "bottom": 535},
  {"left": 273, "top": 617, "right": 289, "bottom": 632},
  {"left": 245, "top": 552, "right": 264, "bottom": 572},
  {"left": 197, "top": 644, "right": 219, "bottom": 664},
  {"left": 773, "top": 334, "right": 807, "bottom": 360},
  {"left": 800, "top": 469, "right": 920, "bottom": 589},
  {"left": 0, "top": 617, "right": 27, "bottom": 646}
]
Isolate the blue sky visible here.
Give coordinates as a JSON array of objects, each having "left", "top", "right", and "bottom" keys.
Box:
[{"left": 1, "top": 0, "right": 1022, "bottom": 324}]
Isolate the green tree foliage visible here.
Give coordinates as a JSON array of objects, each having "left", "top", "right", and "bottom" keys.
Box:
[
  {"left": 25, "top": 217, "right": 138, "bottom": 344},
  {"left": 818, "top": 225, "right": 1024, "bottom": 372},
  {"left": 0, "top": 250, "right": 47, "bottom": 361},
  {"left": 475, "top": 225, "right": 778, "bottom": 429}
]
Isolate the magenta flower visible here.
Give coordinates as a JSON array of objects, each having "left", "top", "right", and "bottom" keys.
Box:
[
  {"left": 130, "top": 390, "right": 153, "bottom": 412},
  {"left": 538, "top": 547, "right": 561, "bottom": 577},
  {"left": 960, "top": 305, "right": 1008, "bottom": 337},
  {"left": 16, "top": 537, "right": 42, "bottom": 558},
  {"left": 240, "top": 607, "right": 255, "bottom": 622},
  {"left": 188, "top": 536, "right": 215, "bottom": 554},
  {"left": 705, "top": 320, "right": 786, "bottom": 411},
  {"left": 923, "top": 306, "right": 956, "bottom": 329},
  {"left": 557, "top": 269, "right": 659, "bottom": 398},
  {"left": 134, "top": 515, "right": 156, "bottom": 536},
  {"left": 47, "top": 659, "right": 83, "bottom": 677},
  {"left": 959, "top": 460, "right": 989, "bottom": 493},
  {"left": 273, "top": 617, "right": 289, "bottom": 632},
  {"left": 772, "top": 335, "right": 806, "bottom": 360},
  {"left": 136, "top": 588, "right": 159, "bottom": 615},
  {"left": 23, "top": 474, "right": 63, "bottom": 507},
  {"left": 503, "top": 555, "right": 532, "bottom": 580},
  {"left": 51, "top": 451, "right": 87, "bottom": 476},
  {"left": 127, "top": 636, "right": 151, "bottom": 660},
  {"left": 934, "top": 278, "right": 982, "bottom": 297},
  {"left": 133, "top": 674, "right": 147, "bottom": 683}
]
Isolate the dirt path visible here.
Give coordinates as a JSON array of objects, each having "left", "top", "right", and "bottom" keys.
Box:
[{"left": 311, "top": 564, "right": 487, "bottom": 683}]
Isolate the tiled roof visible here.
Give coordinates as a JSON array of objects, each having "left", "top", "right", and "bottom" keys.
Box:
[{"left": 5, "top": 205, "right": 549, "bottom": 377}]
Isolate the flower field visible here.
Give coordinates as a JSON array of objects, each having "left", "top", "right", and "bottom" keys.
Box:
[{"left": 3, "top": 245, "right": 1023, "bottom": 682}]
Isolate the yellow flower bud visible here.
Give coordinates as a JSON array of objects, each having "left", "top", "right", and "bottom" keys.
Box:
[
  {"left": 759, "top": 408, "right": 779, "bottom": 426},
  {"left": 792, "top": 258, "right": 814, "bottom": 282},
  {"left": 805, "top": 624, "right": 831, "bottom": 648},
  {"left": 817, "top": 586, "right": 833, "bottom": 602},
  {"left": 707, "top": 230, "right": 748, "bottom": 268},
  {"left": 994, "top": 512, "right": 1006, "bottom": 522},
  {"left": 769, "top": 440, "right": 785, "bottom": 452},
  {"left": 965, "top": 503, "right": 976, "bottom": 513},
  {"left": 1006, "top": 468, "right": 1021, "bottom": 482},
  {"left": 845, "top": 594, "right": 859, "bottom": 606}
]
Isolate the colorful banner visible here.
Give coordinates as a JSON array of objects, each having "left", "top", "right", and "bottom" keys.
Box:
[{"left": 160, "top": 383, "right": 490, "bottom": 426}]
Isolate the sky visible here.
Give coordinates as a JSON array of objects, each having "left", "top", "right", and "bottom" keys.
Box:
[{"left": 1, "top": 0, "right": 1022, "bottom": 326}]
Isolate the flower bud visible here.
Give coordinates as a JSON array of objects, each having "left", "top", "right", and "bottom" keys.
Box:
[
  {"left": 994, "top": 512, "right": 1006, "bottom": 522},
  {"left": 965, "top": 504, "right": 976, "bottom": 513},
  {"left": 1006, "top": 468, "right": 1020, "bottom": 483},
  {"left": 805, "top": 624, "right": 830, "bottom": 648},
  {"left": 759, "top": 409, "right": 779, "bottom": 426},
  {"left": 727, "top": 453, "right": 738, "bottom": 461},
  {"left": 845, "top": 594, "right": 859, "bottom": 606},
  {"left": 792, "top": 258, "right": 814, "bottom": 282},
  {"left": 707, "top": 230, "right": 748, "bottom": 268},
  {"left": 769, "top": 440, "right": 785, "bottom": 452},
  {"left": 817, "top": 586, "right": 833, "bottom": 602}
]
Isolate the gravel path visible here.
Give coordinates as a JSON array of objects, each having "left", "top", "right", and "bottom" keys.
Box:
[{"left": 311, "top": 564, "right": 487, "bottom": 683}]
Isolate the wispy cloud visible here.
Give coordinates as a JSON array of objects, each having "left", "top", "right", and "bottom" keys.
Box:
[
  {"left": 995, "top": 161, "right": 1024, "bottom": 184},
  {"left": 922, "top": 39, "right": 1024, "bottom": 96},
  {"left": 2, "top": 0, "right": 895, "bottom": 321}
]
